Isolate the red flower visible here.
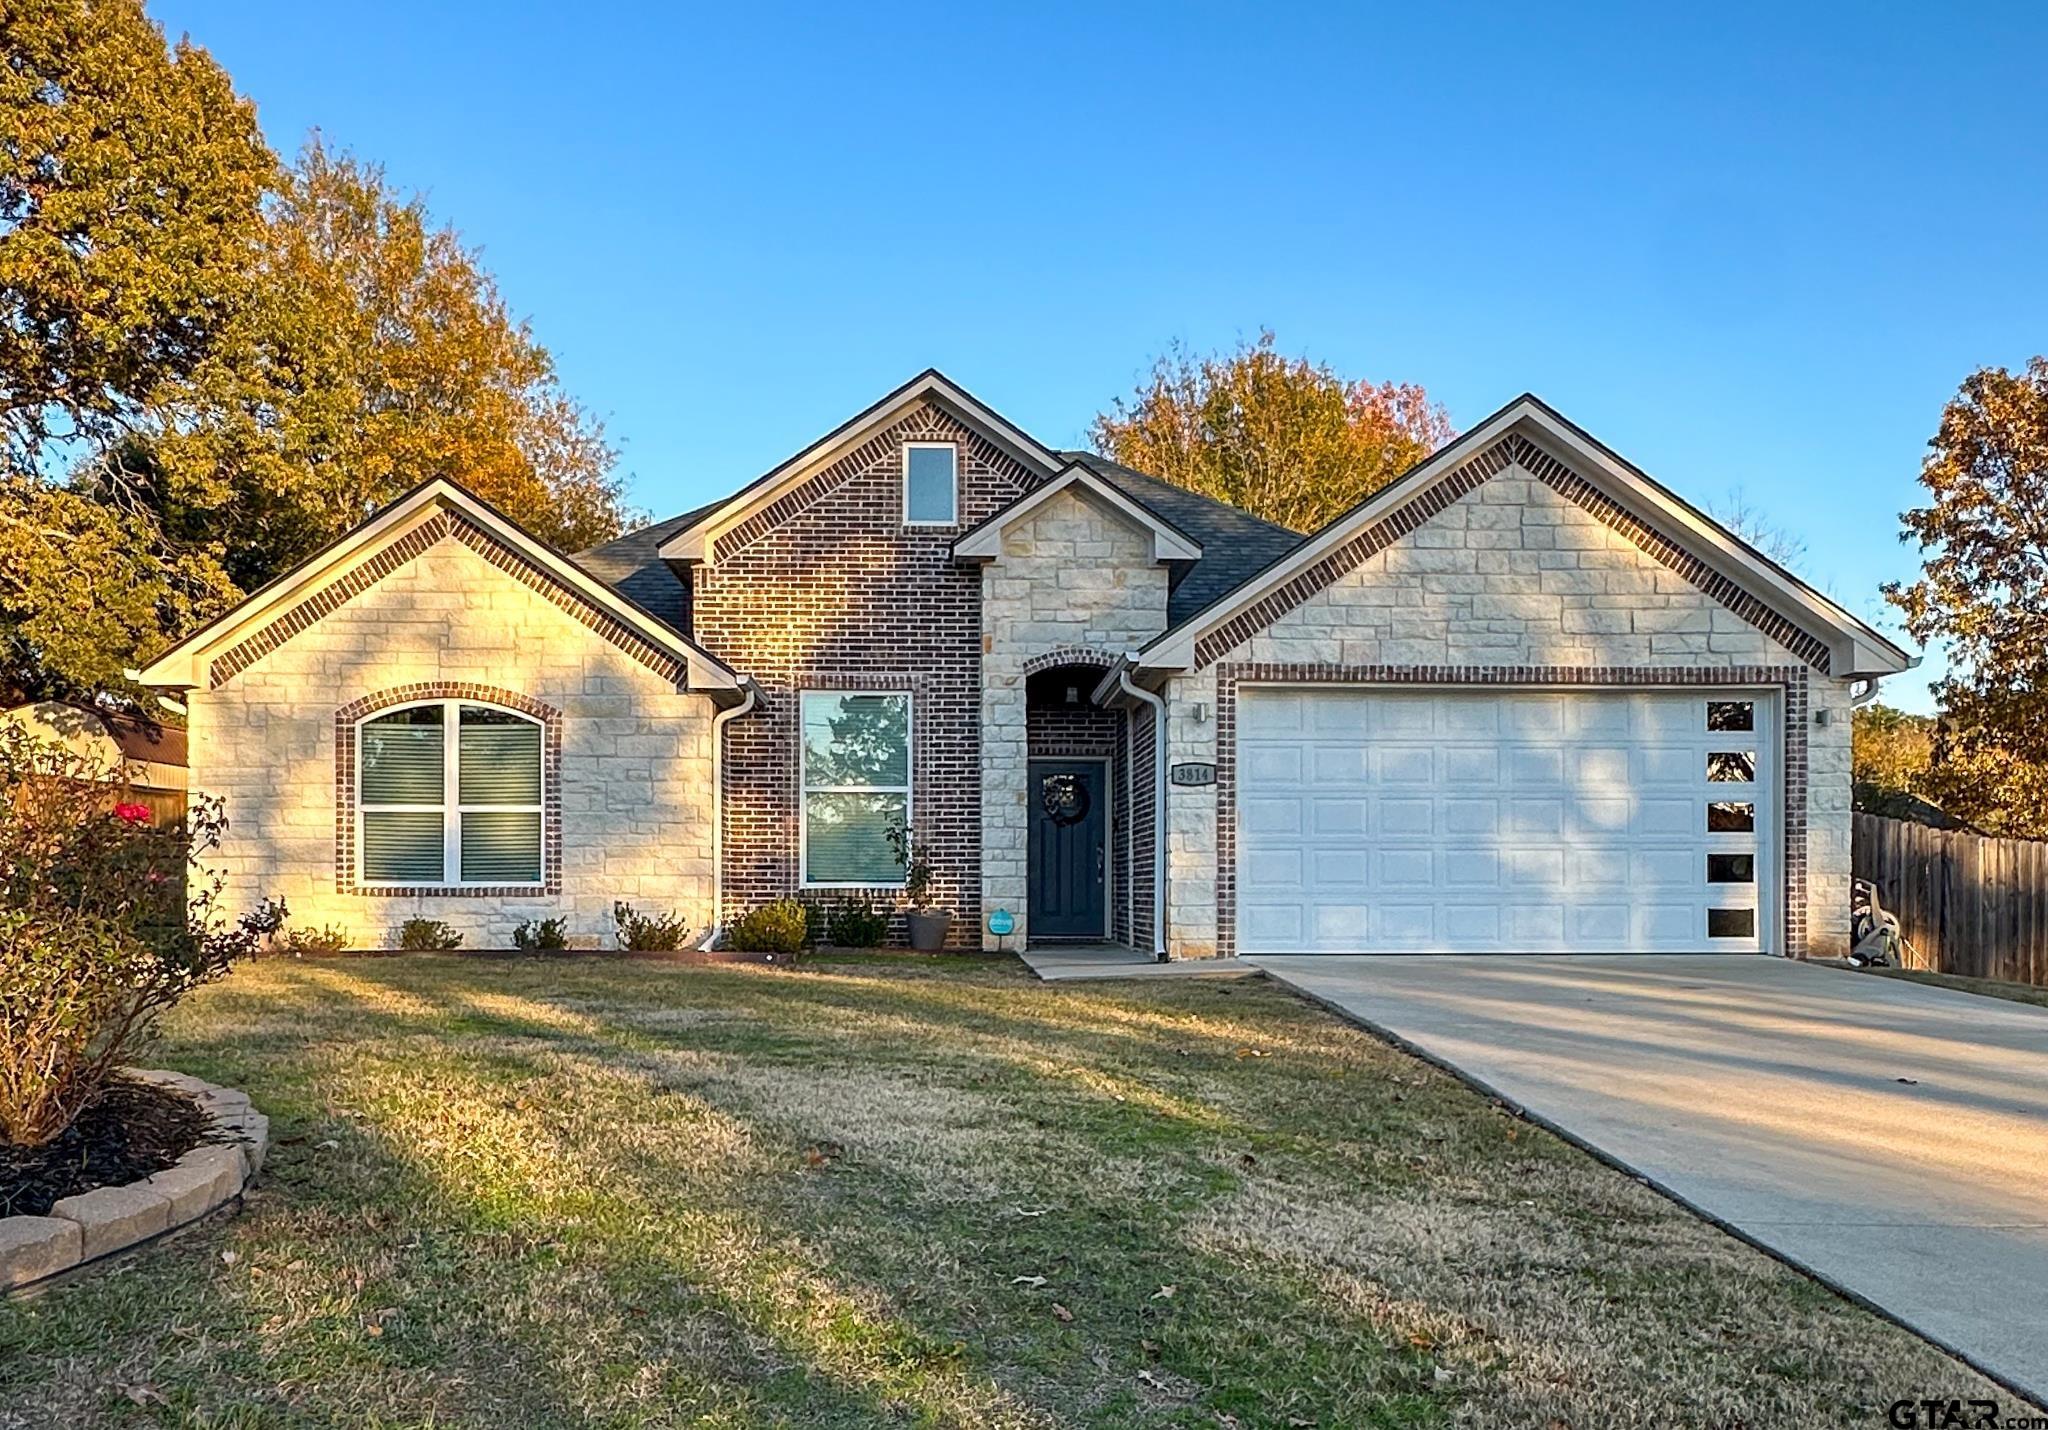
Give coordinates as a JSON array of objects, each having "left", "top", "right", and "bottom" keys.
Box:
[{"left": 112, "top": 802, "right": 151, "bottom": 825}]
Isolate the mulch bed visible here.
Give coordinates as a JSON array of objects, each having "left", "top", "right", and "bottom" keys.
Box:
[{"left": 0, "top": 1078, "right": 216, "bottom": 1218}]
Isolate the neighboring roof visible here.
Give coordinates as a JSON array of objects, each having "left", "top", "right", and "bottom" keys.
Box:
[
  {"left": 98, "top": 707, "right": 188, "bottom": 767},
  {"left": 137, "top": 478, "right": 745, "bottom": 698},
  {"left": 1061, "top": 453, "right": 1307, "bottom": 624},
  {"left": 656, "top": 369, "right": 1066, "bottom": 565},
  {"left": 573, "top": 498, "right": 724, "bottom": 631},
  {"left": 1135, "top": 394, "right": 1916, "bottom": 679},
  {"left": 951, "top": 462, "right": 1205, "bottom": 564}
]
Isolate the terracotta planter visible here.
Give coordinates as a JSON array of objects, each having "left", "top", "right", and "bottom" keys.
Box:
[{"left": 906, "top": 910, "right": 952, "bottom": 952}]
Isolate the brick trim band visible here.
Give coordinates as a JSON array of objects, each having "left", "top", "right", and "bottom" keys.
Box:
[
  {"left": 210, "top": 512, "right": 688, "bottom": 690},
  {"left": 1211, "top": 662, "right": 1810, "bottom": 961},
  {"left": 712, "top": 406, "right": 1036, "bottom": 565},
  {"left": 1022, "top": 645, "right": 1119, "bottom": 676},
  {"left": 1192, "top": 435, "right": 1834, "bottom": 673},
  {"left": 333, "top": 683, "right": 565, "bottom": 898}
]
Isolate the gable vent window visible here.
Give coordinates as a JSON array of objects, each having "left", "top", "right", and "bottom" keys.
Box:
[
  {"left": 904, "top": 443, "right": 958, "bottom": 526},
  {"left": 357, "top": 701, "right": 543, "bottom": 886}
]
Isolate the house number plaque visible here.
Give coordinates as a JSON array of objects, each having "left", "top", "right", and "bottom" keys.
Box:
[{"left": 1169, "top": 762, "right": 1217, "bottom": 787}]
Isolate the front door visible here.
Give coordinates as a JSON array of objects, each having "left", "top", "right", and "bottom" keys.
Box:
[{"left": 1029, "top": 759, "right": 1108, "bottom": 939}]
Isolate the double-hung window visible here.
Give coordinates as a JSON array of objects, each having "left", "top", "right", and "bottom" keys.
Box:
[
  {"left": 357, "top": 701, "right": 544, "bottom": 886},
  {"left": 800, "top": 692, "right": 910, "bottom": 885}
]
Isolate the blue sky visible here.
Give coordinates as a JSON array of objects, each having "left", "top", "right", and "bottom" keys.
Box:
[{"left": 153, "top": 1, "right": 2048, "bottom": 711}]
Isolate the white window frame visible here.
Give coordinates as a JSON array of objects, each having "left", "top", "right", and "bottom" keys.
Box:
[
  {"left": 902, "top": 441, "right": 958, "bottom": 527},
  {"left": 356, "top": 698, "right": 545, "bottom": 889},
  {"left": 799, "top": 690, "right": 912, "bottom": 888}
]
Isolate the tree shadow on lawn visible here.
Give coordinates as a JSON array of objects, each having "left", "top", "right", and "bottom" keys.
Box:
[{"left": 4, "top": 956, "right": 2005, "bottom": 1428}]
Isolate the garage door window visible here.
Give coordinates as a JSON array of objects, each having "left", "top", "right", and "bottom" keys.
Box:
[
  {"left": 1708, "top": 908, "right": 1756, "bottom": 938},
  {"left": 1707, "top": 801, "right": 1755, "bottom": 832},
  {"left": 1707, "top": 701, "right": 1754, "bottom": 731},
  {"left": 1707, "top": 853, "right": 1755, "bottom": 883},
  {"left": 1707, "top": 751, "right": 1757, "bottom": 782}
]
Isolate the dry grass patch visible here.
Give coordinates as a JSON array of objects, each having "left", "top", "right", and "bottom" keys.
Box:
[{"left": 0, "top": 953, "right": 2005, "bottom": 1428}]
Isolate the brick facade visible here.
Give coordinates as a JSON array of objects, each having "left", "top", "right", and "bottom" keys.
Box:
[{"left": 691, "top": 402, "right": 1037, "bottom": 945}]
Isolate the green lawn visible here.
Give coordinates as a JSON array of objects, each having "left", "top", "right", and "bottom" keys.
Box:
[{"left": 0, "top": 954, "right": 2001, "bottom": 1427}]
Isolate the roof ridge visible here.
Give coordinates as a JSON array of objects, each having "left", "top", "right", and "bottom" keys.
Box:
[{"left": 1057, "top": 450, "right": 1306, "bottom": 538}]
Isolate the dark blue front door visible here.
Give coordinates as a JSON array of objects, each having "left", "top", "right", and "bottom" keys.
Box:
[{"left": 1030, "top": 760, "right": 1107, "bottom": 939}]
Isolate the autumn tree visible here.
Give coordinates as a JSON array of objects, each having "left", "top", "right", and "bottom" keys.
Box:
[
  {"left": 1091, "top": 332, "right": 1453, "bottom": 532},
  {"left": 0, "top": 0, "right": 269, "bottom": 695},
  {"left": 1886, "top": 357, "right": 2048, "bottom": 837},
  {"left": 0, "top": 1, "right": 631, "bottom": 697},
  {"left": 145, "top": 140, "right": 628, "bottom": 592}
]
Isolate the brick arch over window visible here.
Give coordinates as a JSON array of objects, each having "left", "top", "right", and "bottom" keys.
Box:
[
  {"left": 1022, "top": 646, "right": 1120, "bottom": 677},
  {"left": 334, "top": 683, "right": 564, "bottom": 896}
]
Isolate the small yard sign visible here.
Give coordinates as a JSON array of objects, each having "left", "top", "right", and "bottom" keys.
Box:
[
  {"left": 988, "top": 908, "right": 1015, "bottom": 937},
  {"left": 1169, "top": 762, "right": 1217, "bottom": 787}
]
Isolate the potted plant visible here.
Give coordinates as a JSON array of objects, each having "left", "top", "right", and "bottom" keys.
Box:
[{"left": 887, "top": 823, "right": 950, "bottom": 951}]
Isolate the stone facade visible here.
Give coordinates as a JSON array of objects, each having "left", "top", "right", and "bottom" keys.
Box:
[
  {"left": 690, "top": 402, "right": 1035, "bottom": 946},
  {"left": 979, "top": 487, "right": 1170, "bottom": 947},
  {"left": 190, "top": 530, "right": 716, "bottom": 949},
  {"left": 1155, "top": 462, "right": 1855, "bottom": 960}
]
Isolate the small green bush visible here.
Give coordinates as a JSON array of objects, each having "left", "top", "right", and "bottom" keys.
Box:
[
  {"left": 613, "top": 902, "right": 689, "bottom": 952},
  {"left": 512, "top": 917, "right": 570, "bottom": 952},
  {"left": 729, "top": 900, "right": 808, "bottom": 956},
  {"left": 396, "top": 918, "right": 463, "bottom": 951},
  {"left": 279, "top": 924, "right": 351, "bottom": 956},
  {"left": 824, "top": 897, "right": 889, "bottom": 948}
]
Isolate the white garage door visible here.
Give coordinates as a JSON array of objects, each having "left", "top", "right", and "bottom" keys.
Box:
[{"left": 1237, "top": 688, "right": 1772, "bottom": 954}]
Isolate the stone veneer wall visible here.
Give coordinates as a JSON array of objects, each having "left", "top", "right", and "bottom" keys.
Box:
[
  {"left": 190, "top": 533, "right": 716, "bottom": 948},
  {"left": 1159, "top": 461, "right": 1854, "bottom": 960},
  {"left": 690, "top": 402, "right": 1036, "bottom": 946},
  {"left": 980, "top": 487, "right": 1170, "bottom": 947}
]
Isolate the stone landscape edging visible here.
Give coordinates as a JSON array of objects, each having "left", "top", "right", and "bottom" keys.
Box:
[{"left": 0, "top": 1069, "right": 267, "bottom": 1294}]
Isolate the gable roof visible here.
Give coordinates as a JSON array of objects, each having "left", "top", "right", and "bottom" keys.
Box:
[
  {"left": 655, "top": 369, "right": 1066, "bottom": 565},
  {"left": 1061, "top": 453, "right": 1308, "bottom": 624},
  {"left": 137, "top": 479, "right": 745, "bottom": 698},
  {"left": 951, "top": 462, "right": 1204, "bottom": 563},
  {"left": 1134, "top": 394, "right": 1915, "bottom": 679}
]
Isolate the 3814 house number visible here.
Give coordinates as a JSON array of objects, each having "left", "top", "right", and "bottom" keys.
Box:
[{"left": 1169, "top": 762, "right": 1217, "bottom": 787}]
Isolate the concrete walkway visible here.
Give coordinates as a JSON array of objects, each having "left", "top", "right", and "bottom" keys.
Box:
[
  {"left": 1250, "top": 953, "right": 2048, "bottom": 1403},
  {"left": 1019, "top": 945, "right": 1260, "bottom": 982}
]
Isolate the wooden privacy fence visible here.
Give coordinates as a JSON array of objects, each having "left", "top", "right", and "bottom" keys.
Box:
[{"left": 1852, "top": 813, "right": 2048, "bottom": 988}]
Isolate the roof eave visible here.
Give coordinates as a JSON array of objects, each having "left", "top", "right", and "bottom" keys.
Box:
[
  {"left": 951, "top": 463, "right": 1203, "bottom": 565},
  {"left": 656, "top": 370, "right": 1066, "bottom": 566}
]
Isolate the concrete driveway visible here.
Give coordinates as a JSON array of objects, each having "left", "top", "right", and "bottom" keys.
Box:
[{"left": 1249, "top": 953, "right": 2048, "bottom": 1403}]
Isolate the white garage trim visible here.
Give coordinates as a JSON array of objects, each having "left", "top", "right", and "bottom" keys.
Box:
[{"left": 1227, "top": 679, "right": 1791, "bottom": 957}]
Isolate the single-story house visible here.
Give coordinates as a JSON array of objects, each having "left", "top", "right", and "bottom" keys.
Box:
[{"left": 138, "top": 373, "right": 1913, "bottom": 958}]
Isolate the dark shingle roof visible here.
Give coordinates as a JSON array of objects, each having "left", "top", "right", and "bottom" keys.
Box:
[
  {"left": 575, "top": 458, "right": 1308, "bottom": 638},
  {"left": 572, "top": 499, "right": 724, "bottom": 633},
  {"left": 1059, "top": 452, "right": 1307, "bottom": 624}
]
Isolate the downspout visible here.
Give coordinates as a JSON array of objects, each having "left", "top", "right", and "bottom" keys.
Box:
[
  {"left": 698, "top": 679, "right": 759, "bottom": 950},
  {"left": 1116, "top": 665, "right": 1170, "bottom": 962}
]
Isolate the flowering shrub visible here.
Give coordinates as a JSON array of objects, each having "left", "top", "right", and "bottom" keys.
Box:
[{"left": 0, "top": 725, "right": 255, "bottom": 1148}]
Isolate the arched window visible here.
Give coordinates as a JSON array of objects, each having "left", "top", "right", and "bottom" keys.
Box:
[{"left": 356, "top": 700, "right": 544, "bottom": 887}]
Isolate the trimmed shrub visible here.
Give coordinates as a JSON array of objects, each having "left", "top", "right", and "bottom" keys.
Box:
[
  {"left": 824, "top": 897, "right": 889, "bottom": 948},
  {"left": 396, "top": 918, "right": 462, "bottom": 951},
  {"left": 0, "top": 725, "right": 254, "bottom": 1148},
  {"left": 512, "top": 917, "right": 570, "bottom": 952},
  {"left": 729, "top": 900, "right": 808, "bottom": 956},
  {"left": 614, "top": 902, "right": 688, "bottom": 952}
]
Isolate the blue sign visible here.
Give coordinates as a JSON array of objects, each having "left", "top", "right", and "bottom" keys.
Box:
[{"left": 988, "top": 908, "right": 1016, "bottom": 937}]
